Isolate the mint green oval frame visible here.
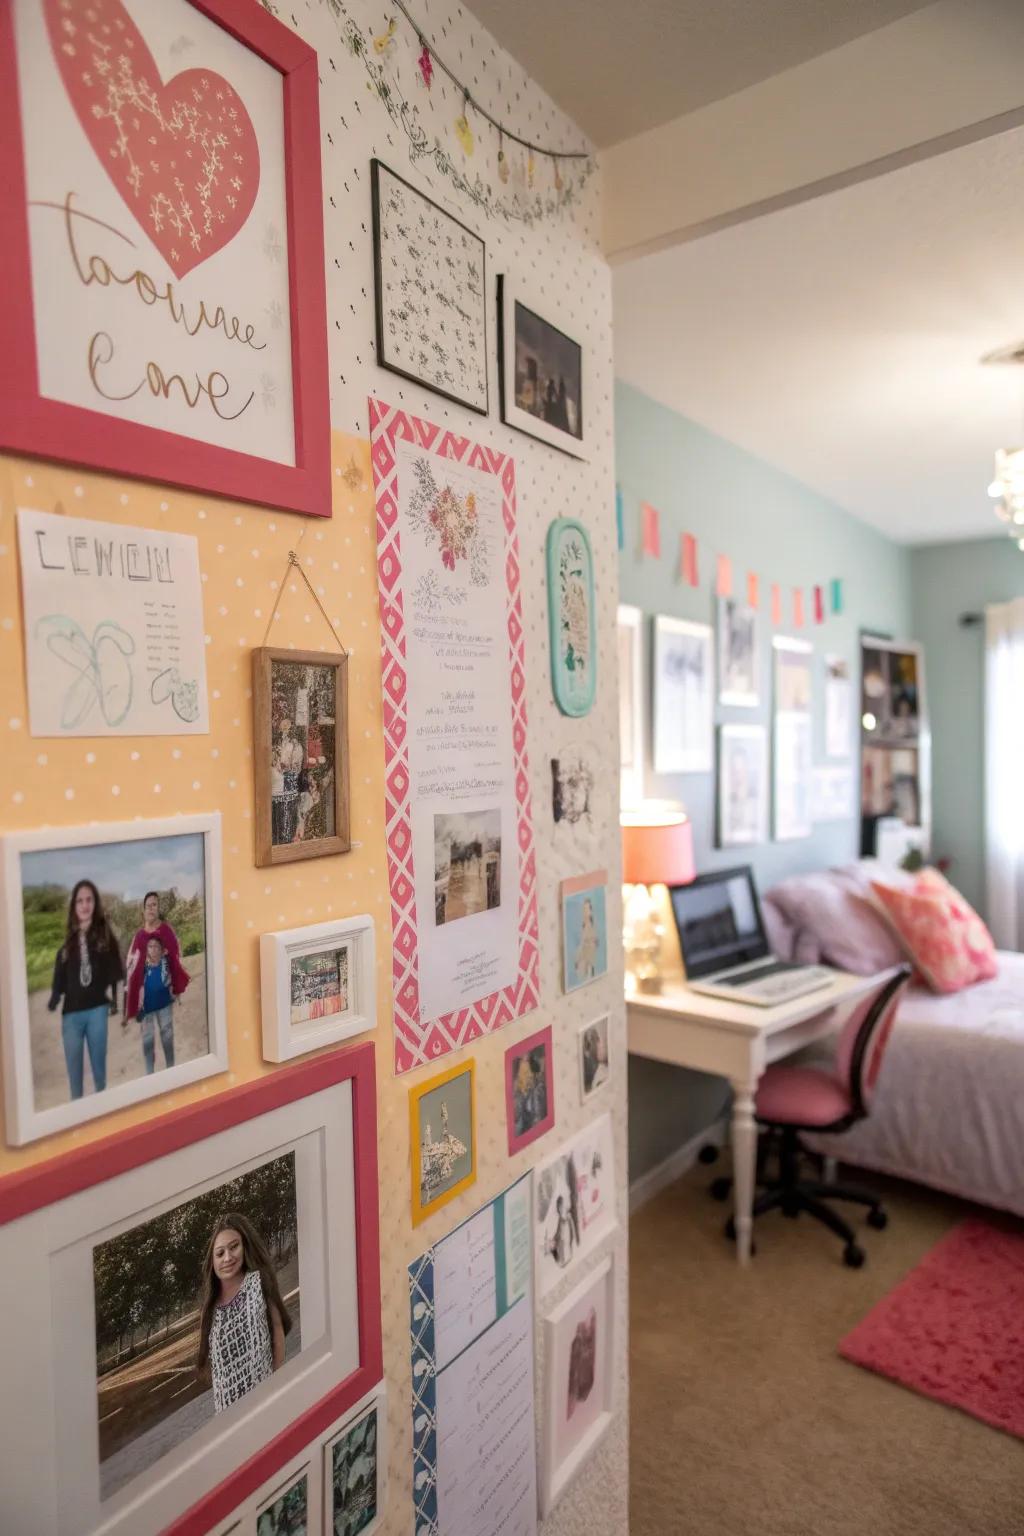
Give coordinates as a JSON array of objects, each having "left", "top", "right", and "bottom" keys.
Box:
[{"left": 546, "top": 516, "right": 597, "bottom": 717}]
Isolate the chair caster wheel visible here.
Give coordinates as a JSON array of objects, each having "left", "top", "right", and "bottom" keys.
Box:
[
  {"left": 710, "top": 1176, "right": 732, "bottom": 1201},
  {"left": 698, "top": 1144, "right": 720, "bottom": 1166},
  {"left": 867, "top": 1208, "right": 888, "bottom": 1230},
  {"left": 843, "top": 1243, "right": 866, "bottom": 1269}
]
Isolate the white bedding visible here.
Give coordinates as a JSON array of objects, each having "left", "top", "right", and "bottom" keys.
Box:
[{"left": 804, "top": 951, "right": 1024, "bottom": 1218}]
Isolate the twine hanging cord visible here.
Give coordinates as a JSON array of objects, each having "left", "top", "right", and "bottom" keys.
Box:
[{"left": 262, "top": 549, "right": 347, "bottom": 655}]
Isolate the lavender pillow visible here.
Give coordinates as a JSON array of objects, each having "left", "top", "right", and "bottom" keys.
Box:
[{"left": 765, "top": 865, "right": 905, "bottom": 975}]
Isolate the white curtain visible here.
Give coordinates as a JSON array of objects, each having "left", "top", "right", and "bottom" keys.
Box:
[{"left": 985, "top": 597, "right": 1024, "bottom": 949}]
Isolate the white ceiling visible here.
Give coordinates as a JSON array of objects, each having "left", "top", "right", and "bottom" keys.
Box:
[
  {"left": 613, "top": 122, "right": 1024, "bottom": 545},
  {"left": 464, "top": 0, "right": 931, "bottom": 148}
]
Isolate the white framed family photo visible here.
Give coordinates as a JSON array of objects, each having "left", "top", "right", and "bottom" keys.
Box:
[{"left": 0, "top": 813, "right": 227, "bottom": 1145}]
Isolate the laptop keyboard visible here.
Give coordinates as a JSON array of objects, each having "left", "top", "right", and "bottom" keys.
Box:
[{"left": 717, "top": 961, "right": 793, "bottom": 986}]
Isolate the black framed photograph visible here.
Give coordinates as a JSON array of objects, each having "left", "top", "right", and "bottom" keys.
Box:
[
  {"left": 498, "top": 275, "right": 587, "bottom": 458},
  {"left": 370, "top": 159, "right": 488, "bottom": 415}
]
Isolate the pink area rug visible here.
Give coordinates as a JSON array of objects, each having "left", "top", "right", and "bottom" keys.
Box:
[{"left": 839, "top": 1217, "right": 1024, "bottom": 1439}]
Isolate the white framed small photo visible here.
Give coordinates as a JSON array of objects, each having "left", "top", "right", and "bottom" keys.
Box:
[
  {"left": 323, "top": 1388, "right": 387, "bottom": 1536},
  {"left": 260, "top": 915, "right": 375, "bottom": 1063},
  {"left": 0, "top": 813, "right": 228, "bottom": 1146},
  {"left": 577, "top": 1014, "right": 610, "bottom": 1102},
  {"left": 540, "top": 1254, "right": 616, "bottom": 1516}
]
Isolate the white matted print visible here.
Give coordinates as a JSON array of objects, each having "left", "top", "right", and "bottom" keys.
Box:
[
  {"left": 371, "top": 159, "right": 487, "bottom": 414},
  {"left": 617, "top": 604, "right": 644, "bottom": 808},
  {"left": 10, "top": 0, "right": 296, "bottom": 464},
  {"left": 717, "top": 724, "right": 768, "bottom": 847},
  {"left": 0, "top": 813, "right": 226, "bottom": 1145},
  {"left": 540, "top": 1255, "right": 615, "bottom": 1517},
  {"left": 825, "top": 654, "right": 853, "bottom": 759},
  {"left": 498, "top": 273, "right": 587, "bottom": 458},
  {"left": 551, "top": 739, "right": 603, "bottom": 860},
  {"left": 578, "top": 1014, "right": 610, "bottom": 1102},
  {"left": 17, "top": 507, "right": 209, "bottom": 737},
  {"left": 653, "top": 614, "right": 713, "bottom": 773},
  {"left": 773, "top": 636, "right": 813, "bottom": 841},
  {"left": 717, "top": 597, "right": 759, "bottom": 707},
  {"left": 0, "top": 1081, "right": 362, "bottom": 1536},
  {"left": 260, "top": 914, "right": 375, "bottom": 1063},
  {"left": 534, "top": 1113, "right": 616, "bottom": 1297},
  {"left": 254, "top": 1464, "right": 309, "bottom": 1536}
]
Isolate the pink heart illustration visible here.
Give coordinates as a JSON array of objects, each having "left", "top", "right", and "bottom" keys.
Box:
[{"left": 44, "top": 0, "right": 261, "bottom": 278}]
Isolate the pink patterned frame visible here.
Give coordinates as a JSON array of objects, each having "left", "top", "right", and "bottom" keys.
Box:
[
  {"left": 0, "top": 0, "right": 332, "bottom": 518},
  {"left": 504, "top": 1023, "right": 555, "bottom": 1155},
  {"left": 369, "top": 397, "right": 540, "bottom": 1073}
]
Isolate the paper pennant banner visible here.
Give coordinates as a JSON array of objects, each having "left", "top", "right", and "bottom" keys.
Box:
[
  {"left": 747, "top": 571, "right": 759, "bottom": 609},
  {"left": 813, "top": 585, "right": 825, "bottom": 624},
  {"left": 681, "top": 532, "right": 698, "bottom": 587},
  {"left": 831, "top": 578, "right": 843, "bottom": 615},
  {"left": 771, "top": 583, "right": 782, "bottom": 626},
  {"left": 640, "top": 502, "right": 660, "bottom": 557},
  {"left": 616, "top": 485, "right": 624, "bottom": 551},
  {"left": 716, "top": 553, "right": 733, "bottom": 598},
  {"left": 793, "top": 587, "right": 805, "bottom": 628}
]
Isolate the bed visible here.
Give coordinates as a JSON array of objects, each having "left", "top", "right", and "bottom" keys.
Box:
[{"left": 763, "top": 863, "right": 1024, "bottom": 1221}]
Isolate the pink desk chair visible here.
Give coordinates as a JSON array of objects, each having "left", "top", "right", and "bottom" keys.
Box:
[{"left": 731, "top": 966, "right": 912, "bottom": 1268}]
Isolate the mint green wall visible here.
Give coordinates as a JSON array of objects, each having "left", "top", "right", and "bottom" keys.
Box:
[
  {"left": 909, "top": 536, "right": 1024, "bottom": 916},
  {"left": 616, "top": 381, "right": 913, "bottom": 1181}
]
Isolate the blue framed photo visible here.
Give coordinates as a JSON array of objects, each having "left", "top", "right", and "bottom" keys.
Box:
[{"left": 561, "top": 871, "right": 609, "bottom": 992}]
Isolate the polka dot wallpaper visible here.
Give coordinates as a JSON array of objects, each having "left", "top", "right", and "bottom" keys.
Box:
[{"left": 0, "top": 1, "right": 625, "bottom": 1532}]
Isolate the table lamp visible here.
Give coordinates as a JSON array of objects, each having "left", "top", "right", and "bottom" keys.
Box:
[{"left": 621, "top": 805, "right": 696, "bottom": 994}]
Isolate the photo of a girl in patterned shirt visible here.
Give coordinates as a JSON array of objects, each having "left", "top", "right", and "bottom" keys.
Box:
[{"left": 196, "top": 1212, "right": 293, "bottom": 1413}]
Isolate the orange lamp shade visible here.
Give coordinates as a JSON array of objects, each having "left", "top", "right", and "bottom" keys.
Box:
[{"left": 621, "top": 812, "right": 695, "bottom": 887}]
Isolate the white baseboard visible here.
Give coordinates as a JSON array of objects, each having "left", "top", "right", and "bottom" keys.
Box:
[{"left": 629, "top": 1117, "right": 728, "bottom": 1214}]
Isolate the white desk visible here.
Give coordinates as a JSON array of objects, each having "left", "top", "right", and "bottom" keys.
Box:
[{"left": 627, "top": 972, "right": 879, "bottom": 1264}]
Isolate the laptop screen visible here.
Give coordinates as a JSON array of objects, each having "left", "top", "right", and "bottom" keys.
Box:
[{"left": 669, "top": 867, "right": 770, "bottom": 979}]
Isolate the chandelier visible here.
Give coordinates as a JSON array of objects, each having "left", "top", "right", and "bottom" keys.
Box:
[{"left": 987, "top": 447, "right": 1024, "bottom": 547}]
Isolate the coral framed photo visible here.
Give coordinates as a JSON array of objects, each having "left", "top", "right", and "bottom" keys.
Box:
[
  {"left": 0, "top": 813, "right": 227, "bottom": 1146},
  {"left": 0, "top": 1045, "right": 383, "bottom": 1536},
  {"left": 409, "top": 1058, "right": 476, "bottom": 1227},
  {"left": 505, "top": 1022, "right": 555, "bottom": 1155},
  {"left": 0, "top": 0, "right": 331, "bottom": 516},
  {"left": 252, "top": 647, "right": 350, "bottom": 868},
  {"left": 547, "top": 517, "right": 597, "bottom": 718},
  {"left": 540, "top": 1255, "right": 615, "bottom": 1516},
  {"left": 260, "top": 913, "right": 375, "bottom": 1064},
  {"left": 498, "top": 274, "right": 586, "bottom": 458}
]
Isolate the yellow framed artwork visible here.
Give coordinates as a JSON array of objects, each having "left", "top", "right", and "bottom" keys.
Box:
[{"left": 409, "top": 1058, "right": 477, "bottom": 1225}]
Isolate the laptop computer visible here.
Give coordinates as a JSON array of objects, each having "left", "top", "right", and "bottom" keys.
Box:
[{"left": 668, "top": 865, "right": 834, "bottom": 1007}]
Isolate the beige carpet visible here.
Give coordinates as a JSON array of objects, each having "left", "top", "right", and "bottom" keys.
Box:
[{"left": 629, "top": 1161, "right": 1024, "bottom": 1536}]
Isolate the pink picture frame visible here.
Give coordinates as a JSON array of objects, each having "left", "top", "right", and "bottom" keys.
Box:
[
  {"left": 504, "top": 1022, "right": 555, "bottom": 1155},
  {"left": 0, "top": 1044, "right": 382, "bottom": 1536},
  {"left": 0, "top": 0, "right": 331, "bottom": 518}
]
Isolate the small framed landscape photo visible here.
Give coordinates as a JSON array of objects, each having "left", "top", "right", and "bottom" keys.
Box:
[
  {"left": 540, "top": 1255, "right": 616, "bottom": 1516},
  {"left": 561, "top": 869, "right": 609, "bottom": 992},
  {"left": 0, "top": 813, "right": 227, "bottom": 1146},
  {"left": 578, "top": 1014, "right": 610, "bottom": 1102},
  {"left": 498, "top": 275, "right": 587, "bottom": 458},
  {"left": 0, "top": 1045, "right": 383, "bottom": 1536},
  {"left": 324, "top": 1391, "right": 387, "bottom": 1536},
  {"left": 261, "top": 914, "right": 375, "bottom": 1063},
  {"left": 252, "top": 647, "right": 350, "bottom": 868},
  {"left": 505, "top": 1023, "right": 555, "bottom": 1155},
  {"left": 409, "top": 1058, "right": 476, "bottom": 1226}
]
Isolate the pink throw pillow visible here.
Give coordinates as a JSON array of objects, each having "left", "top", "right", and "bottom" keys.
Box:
[{"left": 869, "top": 870, "right": 998, "bottom": 994}]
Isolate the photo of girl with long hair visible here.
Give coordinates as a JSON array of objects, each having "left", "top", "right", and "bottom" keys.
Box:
[
  {"left": 20, "top": 832, "right": 210, "bottom": 1113},
  {"left": 92, "top": 1152, "right": 301, "bottom": 1500},
  {"left": 197, "top": 1212, "right": 293, "bottom": 1413},
  {"left": 46, "top": 878, "right": 124, "bottom": 1100}
]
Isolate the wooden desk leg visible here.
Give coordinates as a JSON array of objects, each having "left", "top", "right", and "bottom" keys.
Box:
[{"left": 729, "top": 1074, "right": 758, "bottom": 1265}]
